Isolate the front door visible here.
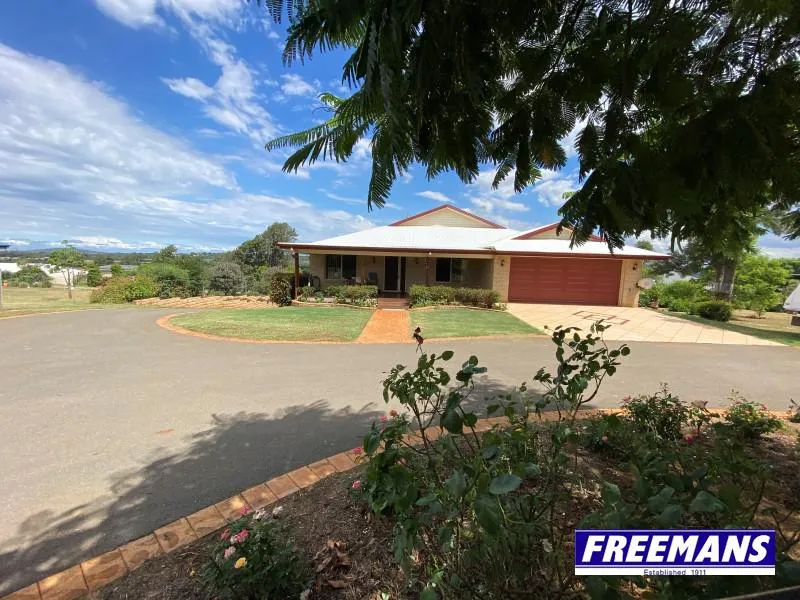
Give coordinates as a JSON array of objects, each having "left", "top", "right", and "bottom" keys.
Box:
[{"left": 384, "top": 256, "right": 400, "bottom": 291}]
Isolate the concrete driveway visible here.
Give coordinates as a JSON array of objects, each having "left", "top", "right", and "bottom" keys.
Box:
[
  {"left": 0, "top": 309, "right": 796, "bottom": 594},
  {"left": 507, "top": 303, "right": 781, "bottom": 345}
]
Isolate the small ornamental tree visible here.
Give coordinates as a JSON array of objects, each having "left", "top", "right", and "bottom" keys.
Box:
[
  {"left": 85, "top": 262, "right": 103, "bottom": 287},
  {"left": 209, "top": 262, "right": 245, "bottom": 295},
  {"left": 733, "top": 255, "right": 793, "bottom": 316},
  {"left": 49, "top": 243, "right": 85, "bottom": 299}
]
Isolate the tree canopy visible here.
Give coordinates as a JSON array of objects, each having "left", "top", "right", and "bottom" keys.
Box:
[
  {"left": 233, "top": 222, "right": 298, "bottom": 269},
  {"left": 263, "top": 0, "right": 800, "bottom": 248}
]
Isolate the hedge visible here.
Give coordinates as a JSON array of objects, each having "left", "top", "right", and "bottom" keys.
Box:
[
  {"left": 409, "top": 285, "right": 501, "bottom": 309},
  {"left": 325, "top": 285, "right": 378, "bottom": 306},
  {"left": 90, "top": 275, "right": 159, "bottom": 303},
  {"left": 695, "top": 300, "right": 733, "bottom": 322}
]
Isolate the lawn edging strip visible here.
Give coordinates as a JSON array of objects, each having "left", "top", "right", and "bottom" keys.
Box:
[{"left": 7, "top": 408, "right": 793, "bottom": 600}]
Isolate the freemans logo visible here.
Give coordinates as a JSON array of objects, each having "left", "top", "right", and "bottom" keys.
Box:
[{"left": 575, "top": 530, "right": 775, "bottom": 575}]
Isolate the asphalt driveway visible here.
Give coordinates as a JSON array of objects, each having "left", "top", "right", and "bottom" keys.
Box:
[{"left": 0, "top": 309, "right": 797, "bottom": 594}]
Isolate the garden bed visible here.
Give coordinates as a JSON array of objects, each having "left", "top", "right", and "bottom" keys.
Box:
[{"left": 87, "top": 418, "right": 800, "bottom": 600}]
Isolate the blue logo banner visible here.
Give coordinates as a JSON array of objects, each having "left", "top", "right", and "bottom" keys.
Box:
[{"left": 575, "top": 529, "right": 775, "bottom": 576}]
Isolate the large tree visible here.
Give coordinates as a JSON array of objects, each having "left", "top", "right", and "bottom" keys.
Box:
[
  {"left": 233, "top": 223, "right": 298, "bottom": 270},
  {"left": 263, "top": 0, "right": 800, "bottom": 249}
]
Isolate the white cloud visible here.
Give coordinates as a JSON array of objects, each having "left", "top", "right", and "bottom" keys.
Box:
[
  {"left": 0, "top": 43, "right": 235, "bottom": 209},
  {"left": 416, "top": 191, "right": 452, "bottom": 203},
  {"left": 464, "top": 170, "right": 531, "bottom": 215},
  {"left": 280, "top": 74, "right": 318, "bottom": 97},
  {"left": 93, "top": 0, "right": 242, "bottom": 30},
  {"left": 0, "top": 44, "right": 378, "bottom": 248},
  {"left": 529, "top": 169, "right": 579, "bottom": 207},
  {"left": 68, "top": 236, "right": 163, "bottom": 249},
  {"left": 162, "top": 76, "right": 215, "bottom": 100},
  {"left": 160, "top": 23, "right": 279, "bottom": 143}
]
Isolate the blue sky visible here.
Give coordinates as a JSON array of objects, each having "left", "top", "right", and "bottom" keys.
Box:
[{"left": 0, "top": 1, "right": 797, "bottom": 257}]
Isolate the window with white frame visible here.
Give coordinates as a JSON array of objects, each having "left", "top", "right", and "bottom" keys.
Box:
[
  {"left": 325, "top": 255, "right": 357, "bottom": 279},
  {"left": 435, "top": 258, "right": 466, "bottom": 283}
]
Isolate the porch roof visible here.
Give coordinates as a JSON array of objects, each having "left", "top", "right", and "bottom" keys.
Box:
[{"left": 279, "top": 224, "right": 669, "bottom": 260}]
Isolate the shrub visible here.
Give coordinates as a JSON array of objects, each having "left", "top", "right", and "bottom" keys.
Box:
[
  {"left": 5, "top": 265, "right": 52, "bottom": 288},
  {"left": 723, "top": 397, "right": 782, "bottom": 440},
  {"left": 356, "top": 322, "right": 629, "bottom": 598},
  {"left": 325, "top": 284, "right": 378, "bottom": 306},
  {"left": 209, "top": 262, "right": 245, "bottom": 295},
  {"left": 269, "top": 272, "right": 292, "bottom": 306},
  {"left": 638, "top": 285, "right": 659, "bottom": 306},
  {"left": 85, "top": 262, "right": 103, "bottom": 287},
  {"left": 138, "top": 262, "right": 192, "bottom": 298},
  {"left": 665, "top": 298, "right": 695, "bottom": 313},
  {"left": 89, "top": 275, "right": 159, "bottom": 303},
  {"left": 110, "top": 263, "right": 124, "bottom": 277},
  {"left": 409, "top": 284, "right": 500, "bottom": 308},
  {"left": 695, "top": 299, "right": 733, "bottom": 321},
  {"left": 659, "top": 279, "right": 710, "bottom": 311},
  {"left": 203, "top": 510, "right": 311, "bottom": 600},
  {"left": 585, "top": 387, "right": 710, "bottom": 458}
]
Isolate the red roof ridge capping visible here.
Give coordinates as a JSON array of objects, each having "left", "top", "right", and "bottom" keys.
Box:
[
  {"left": 511, "top": 223, "right": 604, "bottom": 242},
  {"left": 389, "top": 204, "right": 505, "bottom": 228}
]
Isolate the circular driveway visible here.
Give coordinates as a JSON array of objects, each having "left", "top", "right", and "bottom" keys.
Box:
[{"left": 0, "top": 309, "right": 797, "bottom": 594}]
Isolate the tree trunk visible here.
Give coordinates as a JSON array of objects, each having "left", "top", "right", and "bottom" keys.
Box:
[
  {"left": 712, "top": 259, "right": 735, "bottom": 300},
  {"left": 67, "top": 269, "right": 73, "bottom": 299}
]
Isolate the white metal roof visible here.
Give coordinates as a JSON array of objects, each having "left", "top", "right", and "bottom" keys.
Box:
[
  {"left": 491, "top": 238, "right": 669, "bottom": 258},
  {"left": 297, "top": 226, "right": 514, "bottom": 251},
  {"left": 292, "top": 224, "right": 670, "bottom": 258},
  {"left": 785, "top": 284, "right": 800, "bottom": 312}
]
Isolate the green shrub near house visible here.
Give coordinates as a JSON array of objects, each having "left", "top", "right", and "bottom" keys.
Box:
[
  {"left": 410, "top": 284, "right": 500, "bottom": 309},
  {"left": 325, "top": 285, "right": 378, "bottom": 306},
  {"left": 269, "top": 272, "right": 293, "bottom": 306}
]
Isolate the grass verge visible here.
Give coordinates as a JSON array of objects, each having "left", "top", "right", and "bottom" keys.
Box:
[
  {"left": 0, "top": 286, "right": 96, "bottom": 317},
  {"left": 666, "top": 310, "right": 800, "bottom": 346},
  {"left": 411, "top": 307, "right": 541, "bottom": 338},
  {"left": 170, "top": 306, "right": 374, "bottom": 342}
]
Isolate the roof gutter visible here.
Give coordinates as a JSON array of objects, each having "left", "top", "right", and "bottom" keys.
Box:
[{"left": 278, "top": 242, "right": 670, "bottom": 260}]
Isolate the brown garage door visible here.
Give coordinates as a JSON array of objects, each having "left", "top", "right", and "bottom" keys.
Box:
[{"left": 508, "top": 257, "right": 622, "bottom": 305}]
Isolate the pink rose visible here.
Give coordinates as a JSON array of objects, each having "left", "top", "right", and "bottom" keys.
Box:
[
  {"left": 219, "top": 528, "right": 231, "bottom": 541},
  {"left": 601, "top": 435, "right": 609, "bottom": 442},
  {"left": 232, "top": 529, "right": 250, "bottom": 544},
  {"left": 352, "top": 447, "right": 363, "bottom": 455},
  {"left": 684, "top": 434, "right": 697, "bottom": 445},
  {"left": 352, "top": 480, "right": 362, "bottom": 490},
  {"left": 239, "top": 505, "right": 251, "bottom": 517},
  {"left": 223, "top": 546, "right": 236, "bottom": 559},
  {"left": 380, "top": 415, "right": 389, "bottom": 423}
]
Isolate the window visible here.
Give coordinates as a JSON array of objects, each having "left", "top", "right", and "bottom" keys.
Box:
[
  {"left": 325, "top": 255, "right": 357, "bottom": 279},
  {"left": 435, "top": 258, "right": 466, "bottom": 283}
]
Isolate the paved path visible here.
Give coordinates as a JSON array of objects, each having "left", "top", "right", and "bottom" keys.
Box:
[
  {"left": 508, "top": 303, "right": 781, "bottom": 345},
  {"left": 0, "top": 309, "right": 797, "bottom": 594},
  {"left": 356, "top": 308, "right": 410, "bottom": 343}
]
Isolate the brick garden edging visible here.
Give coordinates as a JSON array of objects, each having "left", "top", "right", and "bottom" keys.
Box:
[{"left": 5, "top": 409, "right": 793, "bottom": 600}]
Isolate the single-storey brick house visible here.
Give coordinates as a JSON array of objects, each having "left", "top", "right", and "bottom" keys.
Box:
[{"left": 281, "top": 205, "right": 668, "bottom": 306}]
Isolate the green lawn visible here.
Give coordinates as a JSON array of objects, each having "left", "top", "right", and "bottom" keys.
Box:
[
  {"left": 412, "top": 307, "right": 541, "bottom": 338},
  {"left": 0, "top": 286, "right": 95, "bottom": 317},
  {"left": 666, "top": 310, "right": 800, "bottom": 347},
  {"left": 170, "top": 307, "right": 374, "bottom": 342}
]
